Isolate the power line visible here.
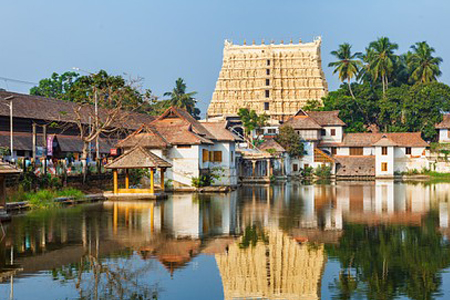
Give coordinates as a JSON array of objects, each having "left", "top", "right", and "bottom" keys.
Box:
[{"left": 0, "top": 76, "right": 37, "bottom": 86}]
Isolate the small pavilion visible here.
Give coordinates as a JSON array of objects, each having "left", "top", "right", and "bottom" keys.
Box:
[{"left": 105, "top": 146, "right": 172, "bottom": 199}]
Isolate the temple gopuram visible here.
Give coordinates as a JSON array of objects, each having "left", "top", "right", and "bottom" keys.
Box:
[{"left": 207, "top": 37, "right": 328, "bottom": 121}]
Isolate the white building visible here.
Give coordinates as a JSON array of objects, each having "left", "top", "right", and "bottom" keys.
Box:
[
  {"left": 436, "top": 113, "right": 450, "bottom": 143},
  {"left": 117, "top": 107, "right": 240, "bottom": 187},
  {"left": 277, "top": 109, "right": 430, "bottom": 178}
]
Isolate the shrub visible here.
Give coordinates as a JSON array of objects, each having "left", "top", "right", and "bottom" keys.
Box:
[
  {"left": 301, "top": 166, "right": 314, "bottom": 178},
  {"left": 314, "top": 164, "right": 332, "bottom": 178}
]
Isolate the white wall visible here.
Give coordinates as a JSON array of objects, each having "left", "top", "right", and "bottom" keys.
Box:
[
  {"left": 204, "top": 142, "right": 238, "bottom": 186},
  {"left": 320, "top": 126, "right": 343, "bottom": 143},
  {"left": 375, "top": 146, "right": 395, "bottom": 177},
  {"left": 439, "top": 129, "right": 450, "bottom": 143}
]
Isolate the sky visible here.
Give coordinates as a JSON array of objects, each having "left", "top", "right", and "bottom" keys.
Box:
[{"left": 1, "top": 0, "right": 449, "bottom": 116}]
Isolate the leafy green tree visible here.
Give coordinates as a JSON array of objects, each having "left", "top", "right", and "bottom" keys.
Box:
[
  {"left": 407, "top": 41, "right": 443, "bottom": 84},
  {"left": 363, "top": 37, "right": 399, "bottom": 96},
  {"left": 276, "top": 125, "right": 304, "bottom": 157},
  {"left": 328, "top": 43, "right": 362, "bottom": 99},
  {"left": 164, "top": 78, "right": 200, "bottom": 119},
  {"left": 237, "top": 108, "right": 269, "bottom": 144},
  {"left": 30, "top": 71, "right": 80, "bottom": 100},
  {"left": 302, "top": 99, "right": 323, "bottom": 111}
]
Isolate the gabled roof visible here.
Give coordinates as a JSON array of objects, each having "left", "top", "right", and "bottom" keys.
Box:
[
  {"left": 306, "top": 111, "right": 346, "bottom": 127},
  {"left": 372, "top": 135, "right": 398, "bottom": 147},
  {"left": 201, "top": 121, "right": 242, "bottom": 142},
  {"left": 259, "top": 139, "right": 286, "bottom": 153},
  {"left": 335, "top": 156, "right": 375, "bottom": 177},
  {"left": 105, "top": 146, "right": 172, "bottom": 169},
  {"left": 436, "top": 113, "right": 450, "bottom": 129},
  {"left": 283, "top": 115, "right": 322, "bottom": 130},
  {"left": 116, "top": 124, "right": 170, "bottom": 149}
]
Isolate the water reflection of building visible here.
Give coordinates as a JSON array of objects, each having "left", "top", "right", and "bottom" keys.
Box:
[{"left": 216, "top": 229, "right": 325, "bottom": 300}]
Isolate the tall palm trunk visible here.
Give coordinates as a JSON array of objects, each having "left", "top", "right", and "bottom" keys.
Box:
[{"left": 348, "top": 79, "right": 355, "bottom": 99}]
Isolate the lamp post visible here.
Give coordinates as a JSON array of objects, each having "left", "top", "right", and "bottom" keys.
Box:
[{"left": 1, "top": 96, "right": 14, "bottom": 161}]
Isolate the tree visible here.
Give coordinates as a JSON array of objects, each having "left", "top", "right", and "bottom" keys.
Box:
[
  {"left": 164, "top": 78, "right": 200, "bottom": 119},
  {"left": 30, "top": 71, "right": 80, "bottom": 100},
  {"left": 407, "top": 41, "right": 443, "bottom": 84},
  {"left": 237, "top": 108, "right": 269, "bottom": 145},
  {"left": 363, "top": 37, "right": 399, "bottom": 96},
  {"left": 328, "top": 43, "right": 362, "bottom": 99},
  {"left": 276, "top": 125, "right": 304, "bottom": 157}
]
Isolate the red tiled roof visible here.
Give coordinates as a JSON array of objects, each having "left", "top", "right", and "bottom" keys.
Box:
[
  {"left": 201, "top": 121, "right": 241, "bottom": 142},
  {"left": 306, "top": 111, "right": 346, "bottom": 126},
  {"left": 116, "top": 124, "right": 170, "bottom": 149},
  {"left": 105, "top": 146, "right": 172, "bottom": 169},
  {"left": 328, "top": 132, "right": 428, "bottom": 148},
  {"left": 436, "top": 114, "right": 450, "bottom": 129},
  {"left": 259, "top": 139, "right": 286, "bottom": 153},
  {"left": 283, "top": 115, "right": 322, "bottom": 130}
]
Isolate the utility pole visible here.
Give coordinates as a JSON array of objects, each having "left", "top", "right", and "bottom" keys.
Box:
[{"left": 94, "top": 88, "right": 99, "bottom": 160}]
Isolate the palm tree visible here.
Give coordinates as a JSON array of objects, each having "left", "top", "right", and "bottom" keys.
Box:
[
  {"left": 164, "top": 78, "right": 200, "bottom": 118},
  {"left": 407, "top": 41, "right": 443, "bottom": 84},
  {"left": 365, "top": 37, "right": 399, "bottom": 96},
  {"left": 328, "top": 43, "right": 362, "bottom": 99}
]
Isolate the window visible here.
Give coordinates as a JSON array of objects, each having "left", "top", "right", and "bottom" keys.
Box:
[
  {"left": 304, "top": 164, "right": 310, "bottom": 169},
  {"left": 406, "top": 147, "right": 412, "bottom": 155},
  {"left": 231, "top": 151, "right": 234, "bottom": 163},
  {"left": 381, "top": 162, "right": 388, "bottom": 172},
  {"left": 321, "top": 129, "right": 326, "bottom": 136},
  {"left": 264, "top": 102, "right": 270, "bottom": 110},
  {"left": 349, "top": 147, "right": 363, "bottom": 155},
  {"left": 202, "top": 149, "right": 209, "bottom": 163},
  {"left": 268, "top": 128, "right": 277, "bottom": 134},
  {"left": 213, "top": 151, "right": 222, "bottom": 162},
  {"left": 177, "top": 145, "right": 191, "bottom": 149},
  {"left": 265, "top": 90, "right": 270, "bottom": 98},
  {"left": 331, "top": 147, "right": 337, "bottom": 155},
  {"left": 267, "top": 59, "right": 270, "bottom": 66},
  {"left": 266, "top": 79, "right": 270, "bottom": 86},
  {"left": 293, "top": 164, "right": 298, "bottom": 172},
  {"left": 382, "top": 147, "right": 388, "bottom": 155},
  {"left": 266, "top": 69, "right": 270, "bottom": 76},
  {"left": 331, "top": 129, "right": 336, "bottom": 136}
]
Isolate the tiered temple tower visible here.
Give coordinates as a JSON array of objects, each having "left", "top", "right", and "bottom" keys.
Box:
[{"left": 207, "top": 37, "right": 328, "bottom": 121}]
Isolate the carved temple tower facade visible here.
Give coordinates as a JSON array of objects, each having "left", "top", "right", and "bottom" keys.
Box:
[{"left": 207, "top": 37, "right": 329, "bottom": 121}]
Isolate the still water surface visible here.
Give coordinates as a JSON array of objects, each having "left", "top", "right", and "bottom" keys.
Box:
[{"left": 2, "top": 181, "right": 450, "bottom": 300}]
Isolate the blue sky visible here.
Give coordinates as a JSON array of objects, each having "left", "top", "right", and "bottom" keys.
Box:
[{"left": 1, "top": 0, "right": 448, "bottom": 115}]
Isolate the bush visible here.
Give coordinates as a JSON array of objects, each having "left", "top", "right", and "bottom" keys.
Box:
[
  {"left": 314, "top": 164, "right": 332, "bottom": 178},
  {"left": 25, "top": 190, "right": 59, "bottom": 209},
  {"left": 301, "top": 166, "right": 314, "bottom": 178}
]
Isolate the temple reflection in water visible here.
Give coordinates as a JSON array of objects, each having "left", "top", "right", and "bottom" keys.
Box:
[{"left": 2, "top": 181, "right": 450, "bottom": 299}]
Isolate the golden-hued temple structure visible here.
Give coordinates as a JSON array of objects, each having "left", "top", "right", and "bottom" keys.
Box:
[{"left": 207, "top": 38, "right": 328, "bottom": 121}]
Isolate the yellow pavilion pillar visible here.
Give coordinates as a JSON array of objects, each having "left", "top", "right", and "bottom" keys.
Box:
[
  {"left": 113, "top": 169, "right": 118, "bottom": 194},
  {"left": 150, "top": 168, "right": 155, "bottom": 194},
  {"left": 125, "top": 169, "right": 130, "bottom": 189},
  {"left": 160, "top": 168, "right": 165, "bottom": 191}
]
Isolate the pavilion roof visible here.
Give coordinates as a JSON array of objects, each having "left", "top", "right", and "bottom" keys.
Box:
[
  {"left": 0, "top": 161, "right": 21, "bottom": 174},
  {"left": 105, "top": 146, "right": 172, "bottom": 169}
]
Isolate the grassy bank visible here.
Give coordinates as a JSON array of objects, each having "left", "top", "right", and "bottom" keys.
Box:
[{"left": 7, "top": 188, "right": 85, "bottom": 209}]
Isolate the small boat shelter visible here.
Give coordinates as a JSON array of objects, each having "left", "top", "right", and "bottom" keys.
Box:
[{"left": 105, "top": 146, "right": 172, "bottom": 199}]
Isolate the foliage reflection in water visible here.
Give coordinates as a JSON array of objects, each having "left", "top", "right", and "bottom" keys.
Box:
[{"left": 1, "top": 181, "right": 450, "bottom": 299}]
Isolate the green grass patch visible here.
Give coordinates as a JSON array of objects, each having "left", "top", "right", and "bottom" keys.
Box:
[{"left": 6, "top": 188, "right": 85, "bottom": 209}]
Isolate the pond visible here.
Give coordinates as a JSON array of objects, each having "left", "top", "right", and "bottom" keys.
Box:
[{"left": 2, "top": 181, "right": 450, "bottom": 300}]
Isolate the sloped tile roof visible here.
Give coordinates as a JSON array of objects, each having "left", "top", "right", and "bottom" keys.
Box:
[
  {"left": 201, "top": 121, "right": 241, "bottom": 142},
  {"left": 283, "top": 116, "right": 322, "bottom": 130},
  {"left": 0, "top": 91, "right": 154, "bottom": 130},
  {"left": 105, "top": 146, "right": 172, "bottom": 169},
  {"left": 436, "top": 113, "right": 450, "bottom": 129},
  {"left": 372, "top": 135, "right": 398, "bottom": 147},
  {"left": 324, "top": 132, "right": 428, "bottom": 148},
  {"left": 306, "top": 111, "right": 346, "bottom": 126},
  {"left": 0, "top": 161, "right": 21, "bottom": 174},
  {"left": 116, "top": 124, "right": 170, "bottom": 149},
  {"left": 259, "top": 139, "right": 286, "bottom": 153}
]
